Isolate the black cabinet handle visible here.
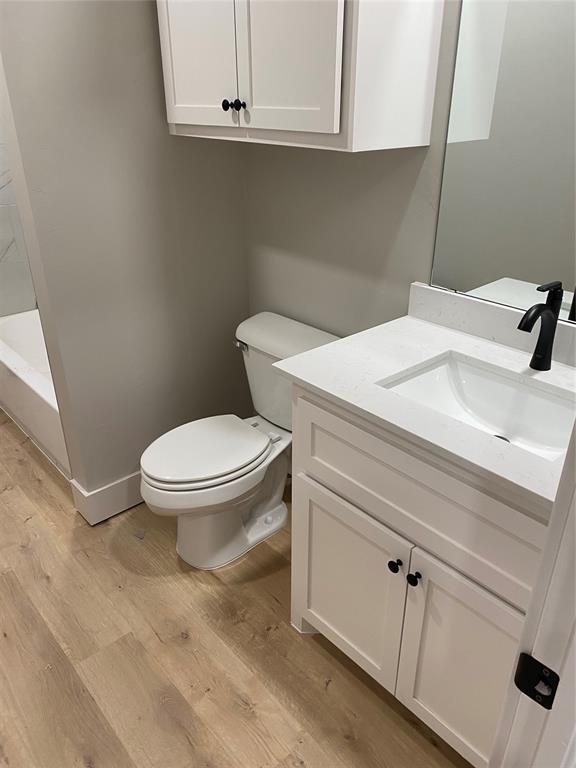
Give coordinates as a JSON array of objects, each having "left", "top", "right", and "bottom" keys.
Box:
[
  {"left": 387, "top": 559, "right": 403, "bottom": 574},
  {"left": 407, "top": 571, "right": 422, "bottom": 587},
  {"left": 222, "top": 99, "right": 246, "bottom": 112}
]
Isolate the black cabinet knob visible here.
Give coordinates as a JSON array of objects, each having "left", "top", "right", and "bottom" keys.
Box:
[
  {"left": 407, "top": 571, "right": 422, "bottom": 587},
  {"left": 222, "top": 99, "right": 246, "bottom": 112},
  {"left": 387, "top": 559, "right": 403, "bottom": 574}
]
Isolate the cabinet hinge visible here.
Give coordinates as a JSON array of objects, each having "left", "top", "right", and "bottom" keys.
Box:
[{"left": 514, "top": 652, "right": 559, "bottom": 710}]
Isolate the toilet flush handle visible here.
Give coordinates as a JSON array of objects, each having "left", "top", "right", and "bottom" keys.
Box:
[{"left": 234, "top": 339, "right": 248, "bottom": 352}]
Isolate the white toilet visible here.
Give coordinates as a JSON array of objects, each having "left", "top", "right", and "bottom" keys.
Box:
[{"left": 140, "top": 312, "right": 337, "bottom": 569}]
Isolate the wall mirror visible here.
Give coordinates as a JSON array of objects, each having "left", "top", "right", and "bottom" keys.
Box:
[{"left": 432, "top": 0, "right": 575, "bottom": 322}]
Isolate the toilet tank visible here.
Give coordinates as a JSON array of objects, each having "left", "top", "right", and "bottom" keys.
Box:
[{"left": 236, "top": 312, "right": 338, "bottom": 430}]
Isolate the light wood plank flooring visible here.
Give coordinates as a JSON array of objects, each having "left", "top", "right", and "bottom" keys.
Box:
[{"left": 0, "top": 410, "right": 471, "bottom": 768}]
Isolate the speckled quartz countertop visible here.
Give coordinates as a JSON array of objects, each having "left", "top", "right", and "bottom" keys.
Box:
[{"left": 275, "top": 316, "right": 576, "bottom": 507}]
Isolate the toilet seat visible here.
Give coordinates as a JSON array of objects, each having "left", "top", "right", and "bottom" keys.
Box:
[
  {"left": 141, "top": 418, "right": 292, "bottom": 517},
  {"left": 140, "top": 414, "right": 272, "bottom": 491},
  {"left": 141, "top": 446, "right": 272, "bottom": 491}
]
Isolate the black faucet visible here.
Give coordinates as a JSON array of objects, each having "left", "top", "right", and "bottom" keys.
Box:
[{"left": 517, "top": 281, "right": 563, "bottom": 371}]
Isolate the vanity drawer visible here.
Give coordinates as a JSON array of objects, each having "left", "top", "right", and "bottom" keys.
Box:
[{"left": 292, "top": 394, "right": 546, "bottom": 611}]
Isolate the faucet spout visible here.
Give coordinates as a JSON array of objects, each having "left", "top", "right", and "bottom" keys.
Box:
[
  {"left": 518, "top": 307, "right": 557, "bottom": 371},
  {"left": 517, "top": 282, "right": 563, "bottom": 371},
  {"left": 517, "top": 303, "right": 547, "bottom": 333}
]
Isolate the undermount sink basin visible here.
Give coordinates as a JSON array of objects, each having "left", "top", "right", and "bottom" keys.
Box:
[{"left": 377, "top": 352, "right": 575, "bottom": 461}]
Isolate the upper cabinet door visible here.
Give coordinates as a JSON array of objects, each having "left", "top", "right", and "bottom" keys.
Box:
[
  {"left": 234, "top": 0, "right": 345, "bottom": 133},
  {"left": 157, "top": 1, "right": 239, "bottom": 127}
]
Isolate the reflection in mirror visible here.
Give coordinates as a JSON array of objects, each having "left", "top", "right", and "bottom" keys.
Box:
[{"left": 432, "top": 0, "right": 575, "bottom": 323}]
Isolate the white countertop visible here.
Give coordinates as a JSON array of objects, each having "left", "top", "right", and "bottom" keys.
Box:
[{"left": 275, "top": 316, "right": 576, "bottom": 506}]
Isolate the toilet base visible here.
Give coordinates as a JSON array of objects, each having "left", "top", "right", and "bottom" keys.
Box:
[
  {"left": 175, "top": 451, "right": 289, "bottom": 570},
  {"left": 176, "top": 500, "right": 287, "bottom": 570}
]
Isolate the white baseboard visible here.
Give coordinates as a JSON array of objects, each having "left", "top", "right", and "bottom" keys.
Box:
[{"left": 71, "top": 471, "right": 142, "bottom": 525}]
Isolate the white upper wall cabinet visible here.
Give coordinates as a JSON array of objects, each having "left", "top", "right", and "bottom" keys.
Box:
[{"left": 157, "top": 0, "right": 445, "bottom": 151}]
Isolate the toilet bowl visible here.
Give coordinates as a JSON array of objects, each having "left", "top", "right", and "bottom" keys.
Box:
[
  {"left": 140, "top": 312, "right": 337, "bottom": 569},
  {"left": 141, "top": 415, "right": 291, "bottom": 569}
]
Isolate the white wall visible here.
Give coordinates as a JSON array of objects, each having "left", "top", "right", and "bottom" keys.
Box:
[
  {"left": 243, "top": 3, "right": 461, "bottom": 337},
  {"left": 1, "top": 0, "right": 251, "bottom": 497}
]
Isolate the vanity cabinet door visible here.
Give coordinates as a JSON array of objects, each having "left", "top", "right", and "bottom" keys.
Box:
[
  {"left": 396, "top": 548, "right": 524, "bottom": 768},
  {"left": 235, "top": 0, "right": 345, "bottom": 133},
  {"left": 291, "top": 474, "right": 412, "bottom": 693},
  {"left": 157, "top": 0, "right": 239, "bottom": 126}
]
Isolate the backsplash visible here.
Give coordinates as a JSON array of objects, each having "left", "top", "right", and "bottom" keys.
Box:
[{"left": 409, "top": 283, "right": 576, "bottom": 369}]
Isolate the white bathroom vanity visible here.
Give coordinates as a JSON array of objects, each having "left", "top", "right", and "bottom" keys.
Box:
[{"left": 276, "top": 284, "right": 576, "bottom": 768}]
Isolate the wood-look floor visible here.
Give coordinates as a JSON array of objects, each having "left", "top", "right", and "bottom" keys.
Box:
[{"left": 0, "top": 409, "right": 471, "bottom": 768}]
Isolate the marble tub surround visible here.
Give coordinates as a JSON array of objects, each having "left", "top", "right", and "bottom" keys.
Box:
[{"left": 275, "top": 309, "right": 575, "bottom": 515}]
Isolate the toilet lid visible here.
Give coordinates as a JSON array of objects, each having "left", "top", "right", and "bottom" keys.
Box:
[{"left": 140, "top": 415, "right": 272, "bottom": 485}]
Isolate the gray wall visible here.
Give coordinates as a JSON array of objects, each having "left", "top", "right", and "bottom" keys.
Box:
[
  {"left": 1, "top": 0, "right": 461, "bottom": 497},
  {"left": 433, "top": 0, "right": 575, "bottom": 293},
  {"left": 1, "top": 0, "right": 251, "bottom": 492},
  {"left": 243, "top": 3, "right": 461, "bottom": 337}
]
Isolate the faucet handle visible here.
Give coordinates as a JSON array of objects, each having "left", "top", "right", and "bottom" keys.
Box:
[
  {"left": 537, "top": 281, "right": 563, "bottom": 293},
  {"left": 537, "top": 281, "right": 563, "bottom": 318}
]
